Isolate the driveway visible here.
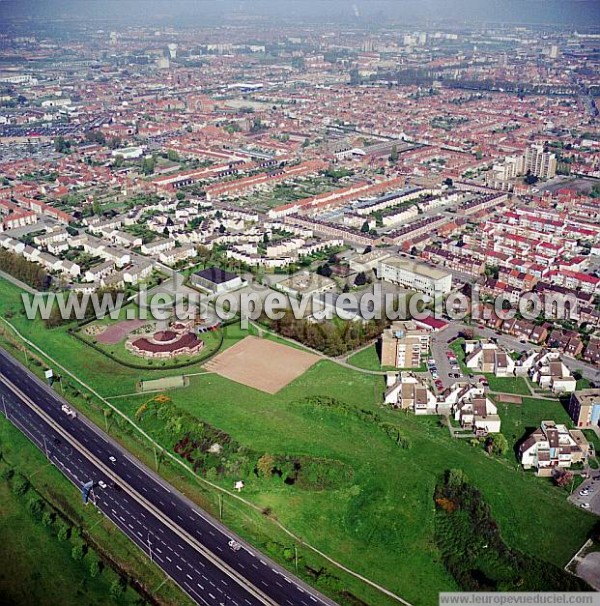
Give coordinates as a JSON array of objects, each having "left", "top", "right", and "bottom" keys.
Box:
[{"left": 430, "top": 323, "right": 465, "bottom": 389}]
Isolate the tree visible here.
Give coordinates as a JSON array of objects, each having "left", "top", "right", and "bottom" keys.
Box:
[
  {"left": 12, "top": 474, "right": 30, "bottom": 496},
  {"left": 57, "top": 524, "right": 70, "bottom": 541},
  {"left": 256, "top": 454, "right": 276, "bottom": 478},
  {"left": 54, "top": 136, "right": 71, "bottom": 154},
  {"left": 389, "top": 144, "right": 398, "bottom": 163},
  {"left": 27, "top": 496, "right": 44, "bottom": 517},
  {"left": 554, "top": 470, "right": 573, "bottom": 488},
  {"left": 354, "top": 272, "right": 367, "bottom": 286},
  {"left": 167, "top": 149, "right": 179, "bottom": 162},
  {"left": 108, "top": 137, "right": 122, "bottom": 150},
  {"left": 317, "top": 263, "right": 332, "bottom": 278},
  {"left": 175, "top": 191, "right": 185, "bottom": 201},
  {"left": 443, "top": 177, "right": 453, "bottom": 187},
  {"left": 360, "top": 220, "right": 370, "bottom": 233},
  {"left": 41, "top": 510, "right": 55, "bottom": 527},
  {"left": 524, "top": 171, "right": 539, "bottom": 185},
  {"left": 485, "top": 433, "right": 508, "bottom": 456},
  {"left": 141, "top": 156, "right": 155, "bottom": 176}
]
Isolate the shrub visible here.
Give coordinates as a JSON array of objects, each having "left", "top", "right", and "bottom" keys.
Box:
[
  {"left": 71, "top": 543, "right": 86, "bottom": 561},
  {"left": 109, "top": 579, "right": 125, "bottom": 600},
  {"left": 26, "top": 496, "right": 44, "bottom": 518},
  {"left": 12, "top": 473, "right": 30, "bottom": 496},
  {"left": 57, "top": 524, "right": 70, "bottom": 541},
  {"left": 41, "top": 511, "right": 55, "bottom": 527}
]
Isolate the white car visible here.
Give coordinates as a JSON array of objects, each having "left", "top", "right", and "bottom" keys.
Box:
[
  {"left": 579, "top": 489, "right": 590, "bottom": 496},
  {"left": 228, "top": 540, "right": 241, "bottom": 552},
  {"left": 61, "top": 404, "right": 76, "bottom": 418},
  {"left": 580, "top": 503, "right": 590, "bottom": 510},
  {"left": 109, "top": 456, "right": 117, "bottom": 464},
  {"left": 97, "top": 480, "right": 107, "bottom": 489}
]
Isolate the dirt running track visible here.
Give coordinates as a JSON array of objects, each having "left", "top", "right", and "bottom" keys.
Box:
[{"left": 204, "top": 336, "right": 320, "bottom": 394}]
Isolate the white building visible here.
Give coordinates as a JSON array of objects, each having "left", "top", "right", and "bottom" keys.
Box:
[{"left": 378, "top": 257, "right": 452, "bottom": 298}]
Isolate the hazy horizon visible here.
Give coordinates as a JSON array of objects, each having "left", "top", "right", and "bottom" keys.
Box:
[{"left": 1, "top": 0, "right": 600, "bottom": 28}]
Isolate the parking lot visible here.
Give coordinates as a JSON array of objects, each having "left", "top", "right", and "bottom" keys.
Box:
[{"left": 569, "top": 472, "right": 600, "bottom": 516}]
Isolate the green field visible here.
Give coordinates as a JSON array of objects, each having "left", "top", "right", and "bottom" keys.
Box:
[
  {"left": 346, "top": 344, "right": 382, "bottom": 370},
  {"left": 0, "top": 276, "right": 597, "bottom": 606}
]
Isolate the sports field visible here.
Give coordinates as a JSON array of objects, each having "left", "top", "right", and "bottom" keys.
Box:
[{"left": 204, "top": 335, "right": 321, "bottom": 393}]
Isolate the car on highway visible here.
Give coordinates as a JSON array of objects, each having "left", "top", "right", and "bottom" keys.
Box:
[
  {"left": 61, "top": 404, "right": 76, "bottom": 418},
  {"left": 97, "top": 480, "right": 107, "bottom": 489},
  {"left": 109, "top": 456, "right": 117, "bottom": 464},
  {"left": 228, "top": 540, "right": 242, "bottom": 552}
]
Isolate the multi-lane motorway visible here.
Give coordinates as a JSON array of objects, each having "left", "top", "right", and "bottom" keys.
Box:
[{"left": 0, "top": 347, "right": 337, "bottom": 606}]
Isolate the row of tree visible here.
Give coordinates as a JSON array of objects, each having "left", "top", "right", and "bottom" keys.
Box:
[
  {"left": 0, "top": 250, "right": 49, "bottom": 290},
  {"left": 261, "top": 311, "right": 389, "bottom": 356}
]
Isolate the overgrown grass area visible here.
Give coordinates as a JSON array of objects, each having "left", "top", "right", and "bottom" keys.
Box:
[
  {"left": 1, "top": 276, "right": 598, "bottom": 606},
  {"left": 434, "top": 469, "right": 592, "bottom": 592}
]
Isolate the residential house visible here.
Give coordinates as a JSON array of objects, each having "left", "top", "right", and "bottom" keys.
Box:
[
  {"left": 464, "top": 340, "right": 515, "bottom": 377},
  {"left": 519, "top": 420, "right": 588, "bottom": 475},
  {"left": 384, "top": 372, "right": 438, "bottom": 414},
  {"left": 568, "top": 389, "right": 600, "bottom": 429}
]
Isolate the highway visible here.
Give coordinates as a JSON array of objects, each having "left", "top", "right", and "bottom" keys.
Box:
[{"left": 0, "top": 347, "right": 337, "bottom": 606}]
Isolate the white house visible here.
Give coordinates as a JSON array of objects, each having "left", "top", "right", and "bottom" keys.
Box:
[
  {"left": 519, "top": 420, "right": 588, "bottom": 473},
  {"left": 465, "top": 340, "right": 515, "bottom": 377},
  {"left": 453, "top": 394, "right": 501, "bottom": 434},
  {"left": 384, "top": 372, "right": 438, "bottom": 415}
]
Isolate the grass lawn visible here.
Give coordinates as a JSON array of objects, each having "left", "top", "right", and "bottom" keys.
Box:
[
  {"left": 484, "top": 375, "right": 531, "bottom": 395},
  {"left": 1, "top": 276, "right": 597, "bottom": 606},
  {"left": 347, "top": 344, "right": 381, "bottom": 371}
]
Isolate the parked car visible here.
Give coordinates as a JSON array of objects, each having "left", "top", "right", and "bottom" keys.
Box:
[{"left": 580, "top": 503, "right": 590, "bottom": 510}]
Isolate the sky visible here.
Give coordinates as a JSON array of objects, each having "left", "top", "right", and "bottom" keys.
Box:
[{"left": 1, "top": 0, "right": 600, "bottom": 27}]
